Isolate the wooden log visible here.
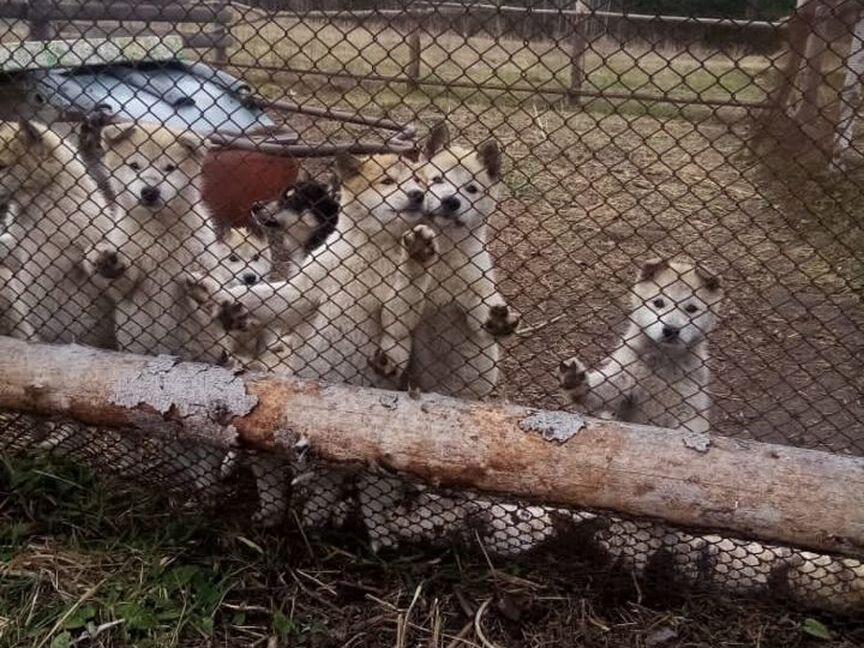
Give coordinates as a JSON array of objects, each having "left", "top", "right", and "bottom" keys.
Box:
[{"left": 0, "top": 336, "right": 863, "bottom": 559}]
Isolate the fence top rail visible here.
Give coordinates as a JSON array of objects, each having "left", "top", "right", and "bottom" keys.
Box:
[
  {"left": 232, "top": 1, "right": 789, "bottom": 30},
  {"left": 415, "top": 2, "right": 789, "bottom": 29}
]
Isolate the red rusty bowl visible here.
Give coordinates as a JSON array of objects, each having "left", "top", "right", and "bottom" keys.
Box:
[{"left": 202, "top": 148, "right": 299, "bottom": 231}]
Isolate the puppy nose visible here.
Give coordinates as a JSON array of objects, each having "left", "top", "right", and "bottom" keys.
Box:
[
  {"left": 407, "top": 189, "right": 424, "bottom": 206},
  {"left": 441, "top": 195, "right": 461, "bottom": 212},
  {"left": 140, "top": 186, "right": 161, "bottom": 204},
  {"left": 242, "top": 273, "right": 259, "bottom": 286},
  {"left": 662, "top": 325, "right": 679, "bottom": 339}
]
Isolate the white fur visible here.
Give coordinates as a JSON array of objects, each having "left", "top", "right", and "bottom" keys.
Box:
[
  {"left": 211, "top": 228, "right": 272, "bottom": 288},
  {"left": 560, "top": 260, "right": 722, "bottom": 433},
  {"left": 93, "top": 123, "right": 223, "bottom": 363},
  {"left": 410, "top": 143, "right": 516, "bottom": 398},
  {"left": 200, "top": 155, "right": 429, "bottom": 526},
  {"left": 0, "top": 121, "right": 117, "bottom": 347}
]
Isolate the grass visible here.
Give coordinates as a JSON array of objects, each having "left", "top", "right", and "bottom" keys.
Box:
[{"left": 3, "top": 453, "right": 864, "bottom": 648}]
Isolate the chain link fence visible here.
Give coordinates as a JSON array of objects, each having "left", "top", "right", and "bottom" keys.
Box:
[{"left": 1, "top": 0, "right": 864, "bottom": 643}]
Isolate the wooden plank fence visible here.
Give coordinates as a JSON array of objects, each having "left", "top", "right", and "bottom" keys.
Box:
[{"left": 0, "top": 0, "right": 234, "bottom": 64}]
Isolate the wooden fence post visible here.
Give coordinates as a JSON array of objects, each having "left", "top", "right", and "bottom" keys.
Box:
[
  {"left": 794, "top": 0, "right": 831, "bottom": 126},
  {"left": 568, "top": 0, "right": 589, "bottom": 107},
  {"left": 407, "top": 19, "right": 421, "bottom": 92},
  {"left": 27, "top": 0, "right": 52, "bottom": 41},
  {"left": 212, "top": 0, "right": 231, "bottom": 67},
  {"left": 833, "top": 9, "right": 864, "bottom": 168}
]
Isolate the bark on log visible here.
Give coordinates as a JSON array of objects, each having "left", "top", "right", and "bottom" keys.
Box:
[{"left": 1, "top": 336, "right": 863, "bottom": 559}]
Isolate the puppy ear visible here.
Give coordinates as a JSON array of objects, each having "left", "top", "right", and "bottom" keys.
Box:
[
  {"left": 638, "top": 258, "right": 669, "bottom": 282},
  {"left": 79, "top": 109, "right": 111, "bottom": 155},
  {"left": 697, "top": 268, "right": 721, "bottom": 293},
  {"left": 423, "top": 122, "right": 450, "bottom": 159},
  {"left": 100, "top": 123, "right": 137, "bottom": 149},
  {"left": 334, "top": 152, "right": 362, "bottom": 180},
  {"left": 476, "top": 140, "right": 501, "bottom": 180},
  {"left": 177, "top": 131, "right": 210, "bottom": 159},
  {"left": 17, "top": 120, "right": 45, "bottom": 150}
]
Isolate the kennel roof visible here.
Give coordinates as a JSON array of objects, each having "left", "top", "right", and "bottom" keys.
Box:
[{"left": 0, "top": 34, "right": 283, "bottom": 138}]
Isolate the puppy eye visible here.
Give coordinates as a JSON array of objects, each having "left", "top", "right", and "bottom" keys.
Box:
[
  {"left": 432, "top": 175, "right": 444, "bottom": 184},
  {"left": 252, "top": 254, "right": 260, "bottom": 262},
  {"left": 128, "top": 161, "right": 141, "bottom": 171},
  {"left": 381, "top": 177, "right": 397, "bottom": 186},
  {"left": 228, "top": 254, "right": 239, "bottom": 263},
  {"left": 685, "top": 304, "right": 699, "bottom": 314},
  {"left": 164, "top": 164, "right": 177, "bottom": 173},
  {"left": 653, "top": 298, "right": 666, "bottom": 308},
  {"left": 0, "top": 163, "right": 8, "bottom": 171},
  {"left": 466, "top": 184, "right": 479, "bottom": 194}
]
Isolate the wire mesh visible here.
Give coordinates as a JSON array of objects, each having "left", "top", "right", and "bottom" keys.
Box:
[{"left": 0, "top": 0, "right": 863, "bottom": 630}]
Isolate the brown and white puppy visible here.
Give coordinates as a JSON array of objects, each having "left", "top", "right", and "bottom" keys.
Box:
[
  {"left": 371, "top": 124, "right": 519, "bottom": 398},
  {"left": 358, "top": 125, "right": 520, "bottom": 552},
  {"left": 189, "top": 158, "right": 430, "bottom": 525},
  {"left": 251, "top": 178, "right": 341, "bottom": 279},
  {"left": 559, "top": 259, "right": 722, "bottom": 433},
  {"left": 89, "top": 122, "right": 223, "bottom": 362}
]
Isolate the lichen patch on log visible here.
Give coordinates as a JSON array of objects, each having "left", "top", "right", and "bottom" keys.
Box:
[
  {"left": 683, "top": 432, "right": 712, "bottom": 453},
  {"left": 519, "top": 410, "right": 585, "bottom": 443},
  {"left": 108, "top": 356, "right": 257, "bottom": 445}
]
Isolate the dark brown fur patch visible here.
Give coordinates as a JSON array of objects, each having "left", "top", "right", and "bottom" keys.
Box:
[
  {"left": 18, "top": 120, "right": 43, "bottom": 147},
  {"left": 477, "top": 140, "right": 502, "bottom": 180},
  {"left": 334, "top": 152, "right": 363, "bottom": 180},
  {"left": 638, "top": 258, "right": 670, "bottom": 282},
  {"left": 696, "top": 269, "right": 721, "bottom": 292},
  {"left": 424, "top": 122, "right": 450, "bottom": 159}
]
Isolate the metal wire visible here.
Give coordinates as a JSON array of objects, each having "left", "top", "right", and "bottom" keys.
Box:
[{"left": 0, "top": 0, "right": 863, "bottom": 617}]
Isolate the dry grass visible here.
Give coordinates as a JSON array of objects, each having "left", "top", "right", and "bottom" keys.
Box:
[
  {"left": 226, "top": 15, "right": 776, "bottom": 109},
  {"left": 3, "top": 455, "right": 864, "bottom": 648}
]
